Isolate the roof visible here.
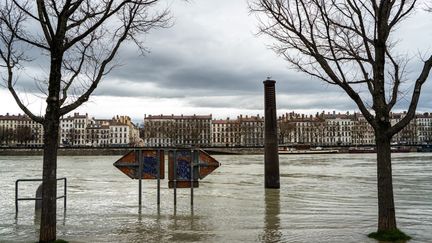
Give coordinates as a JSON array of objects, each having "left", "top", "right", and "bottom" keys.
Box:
[
  {"left": 240, "top": 116, "right": 263, "bottom": 122},
  {"left": 146, "top": 114, "right": 212, "bottom": 120},
  {"left": 109, "top": 121, "right": 129, "bottom": 126},
  {"left": 212, "top": 119, "right": 240, "bottom": 124},
  {"left": 0, "top": 114, "right": 33, "bottom": 121}
]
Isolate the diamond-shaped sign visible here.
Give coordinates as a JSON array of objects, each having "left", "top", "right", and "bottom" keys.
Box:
[
  {"left": 198, "top": 150, "right": 220, "bottom": 179},
  {"left": 113, "top": 150, "right": 164, "bottom": 179},
  {"left": 168, "top": 149, "right": 220, "bottom": 188}
]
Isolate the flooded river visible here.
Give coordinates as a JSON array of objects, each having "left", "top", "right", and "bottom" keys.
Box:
[{"left": 0, "top": 153, "right": 431, "bottom": 242}]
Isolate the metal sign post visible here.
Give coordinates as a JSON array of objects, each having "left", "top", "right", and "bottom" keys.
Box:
[
  {"left": 114, "top": 149, "right": 165, "bottom": 209},
  {"left": 157, "top": 150, "right": 161, "bottom": 206},
  {"left": 137, "top": 150, "right": 143, "bottom": 210},
  {"left": 173, "top": 150, "right": 177, "bottom": 207},
  {"left": 114, "top": 148, "right": 220, "bottom": 212},
  {"left": 190, "top": 149, "right": 194, "bottom": 206}
]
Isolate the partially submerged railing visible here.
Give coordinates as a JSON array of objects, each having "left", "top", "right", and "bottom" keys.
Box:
[{"left": 15, "top": 177, "right": 67, "bottom": 215}]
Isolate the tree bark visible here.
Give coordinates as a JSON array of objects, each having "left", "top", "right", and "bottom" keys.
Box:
[
  {"left": 39, "top": 48, "right": 62, "bottom": 243},
  {"left": 375, "top": 130, "right": 397, "bottom": 231},
  {"left": 39, "top": 114, "right": 59, "bottom": 242}
]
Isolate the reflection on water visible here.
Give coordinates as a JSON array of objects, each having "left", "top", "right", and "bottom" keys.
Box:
[
  {"left": 261, "top": 189, "right": 282, "bottom": 242},
  {"left": 0, "top": 153, "right": 432, "bottom": 242}
]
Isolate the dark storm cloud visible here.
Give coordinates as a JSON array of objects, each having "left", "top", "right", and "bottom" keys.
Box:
[{"left": 105, "top": 40, "right": 336, "bottom": 98}]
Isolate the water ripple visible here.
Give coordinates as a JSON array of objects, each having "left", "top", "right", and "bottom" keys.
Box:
[{"left": 0, "top": 153, "right": 431, "bottom": 242}]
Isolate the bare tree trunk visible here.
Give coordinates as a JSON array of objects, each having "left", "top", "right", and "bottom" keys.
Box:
[
  {"left": 375, "top": 130, "right": 397, "bottom": 231},
  {"left": 40, "top": 50, "right": 62, "bottom": 242},
  {"left": 1, "top": 2, "right": 171, "bottom": 242},
  {"left": 39, "top": 115, "right": 59, "bottom": 242}
]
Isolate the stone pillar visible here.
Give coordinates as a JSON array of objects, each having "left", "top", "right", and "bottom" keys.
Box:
[
  {"left": 35, "top": 183, "right": 43, "bottom": 211},
  {"left": 263, "top": 79, "right": 280, "bottom": 189}
]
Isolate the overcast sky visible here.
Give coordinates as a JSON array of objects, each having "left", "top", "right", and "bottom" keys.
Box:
[{"left": 1, "top": 0, "right": 432, "bottom": 122}]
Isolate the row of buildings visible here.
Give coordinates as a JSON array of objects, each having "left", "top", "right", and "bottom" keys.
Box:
[
  {"left": 0, "top": 113, "right": 141, "bottom": 147},
  {"left": 143, "top": 111, "right": 432, "bottom": 147},
  {"left": 2, "top": 111, "right": 432, "bottom": 147},
  {"left": 143, "top": 114, "right": 265, "bottom": 147}
]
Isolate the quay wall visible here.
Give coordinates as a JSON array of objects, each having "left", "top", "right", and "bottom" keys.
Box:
[{"left": 0, "top": 147, "right": 264, "bottom": 156}]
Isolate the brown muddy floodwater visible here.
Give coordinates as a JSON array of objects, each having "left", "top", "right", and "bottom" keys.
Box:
[{"left": 0, "top": 153, "right": 431, "bottom": 242}]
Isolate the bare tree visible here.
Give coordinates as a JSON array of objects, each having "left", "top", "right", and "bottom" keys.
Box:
[
  {"left": 15, "top": 125, "right": 33, "bottom": 145},
  {"left": 189, "top": 121, "right": 203, "bottom": 146},
  {"left": 0, "top": 126, "right": 14, "bottom": 145},
  {"left": 143, "top": 119, "right": 159, "bottom": 146},
  {"left": 251, "top": 0, "right": 432, "bottom": 239},
  {"left": 164, "top": 120, "right": 180, "bottom": 146},
  {"left": 66, "top": 127, "right": 78, "bottom": 146},
  {"left": 0, "top": 1, "right": 169, "bottom": 241}
]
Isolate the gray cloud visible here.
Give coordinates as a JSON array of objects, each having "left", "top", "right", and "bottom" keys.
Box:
[{"left": 1, "top": 0, "right": 432, "bottom": 120}]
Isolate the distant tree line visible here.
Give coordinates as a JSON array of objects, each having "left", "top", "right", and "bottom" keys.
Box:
[{"left": 0, "top": 126, "right": 39, "bottom": 146}]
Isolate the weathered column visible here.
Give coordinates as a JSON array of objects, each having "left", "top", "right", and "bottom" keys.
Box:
[
  {"left": 263, "top": 79, "right": 280, "bottom": 188},
  {"left": 35, "top": 183, "right": 43, "bottom": 211}
]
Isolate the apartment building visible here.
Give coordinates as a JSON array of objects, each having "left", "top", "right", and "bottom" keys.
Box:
[
  {"left": 0, "top": 113, "right": 44, "bottom": 146},
  {"left": 278, "top": 111, "right": 432, "bottom": 146},
  {"left": 60, "top": 113, "right": 140, "bottom": 147},
  {"left": 60, "top": 113, "right": 92, "bottom": 146},
  {"left": 2, "top": 110, "right": 431, "bottom": 148},
  {"left": 278, "top": 112, "right": 325, "bottom": 145},
  {"left": 239, "top": 115, "right": 264, "bottom": 147},
  {"left": 322, "top": 112, "right": 354, "bottom": 146},
  {"left": 212, "top": 118, "right": 241, "bottom": 147},
  {"left": 144, "top": 114, "right": 212, "bottom": 147},
  {"left": 391, "top": 112, "right": 432, "bottom": 145}
]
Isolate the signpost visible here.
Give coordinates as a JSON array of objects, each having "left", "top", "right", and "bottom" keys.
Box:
[
  {"left": 168, "top": 149, "right": 221, "bottom": 206},
  {"left": 114, "top": 148, "right": 220, "bottom": 209},
  {"left": 198, "top": 150, "right": 220, "bottom": 179},
  {"left": 113, "top": 149, "right": 164, "bottom": 206},
  {"left": 168, "top": 150, "right": 199, "bottom": 189}
]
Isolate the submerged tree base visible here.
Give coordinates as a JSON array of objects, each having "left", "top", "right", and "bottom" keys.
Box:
[
  {"left": 368, "top": 229, "right": 411, "bottom": 241},
  {"left": 36, "top": 240, "right": 68, "bottom": 243}
]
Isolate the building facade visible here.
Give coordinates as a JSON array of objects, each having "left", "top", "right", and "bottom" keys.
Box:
[
  {"left": 60, "top": 113, "right": 92, "bottom": 146},
  {"left": 211, "top": 115, "right": 265, "bottom": 147},
  {"left": 2, "top": 111, "right": 431, "bottom": 148},
  {"left": 278, "top": 111, "right": 432, "bottom": 146},
  {"left": 144, "top": 114, "right": 212, "bottom": 147},
  {"left": 59, "top": 113, "right": 140, "bottom": 147},
  {"left": 212, "top": 118, "right": 241, "bottom": 147},
  {"left": 0, "top": 113, "right": 44, "bottom": 146},
  {"left": 239, "top": 115, "right": 264, "bottom": 147}
]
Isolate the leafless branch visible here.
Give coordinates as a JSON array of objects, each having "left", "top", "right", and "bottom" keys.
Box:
[
  {"left": 1, "top": 0, "right": 170, "bottom": 121},
  {"left": 251, "top": 0, "right": 430, "bottom": 132}
]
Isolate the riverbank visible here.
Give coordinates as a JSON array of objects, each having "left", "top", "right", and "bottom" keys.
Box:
[
  {"left": 0, "top": 145, "right": 428, "bottom": 156},
  {"left": 0, "top": 147, "right": 264, "bottom": 156}
]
